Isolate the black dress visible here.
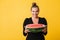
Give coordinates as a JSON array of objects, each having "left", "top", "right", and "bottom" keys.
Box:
[{"left": 23, "top": 17, "right": 47, "bottom": 40}]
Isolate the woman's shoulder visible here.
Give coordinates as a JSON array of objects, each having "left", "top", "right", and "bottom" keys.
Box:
[
  {"left": 25, "top": 17, "right": 47, "bottom": 21},
  {"left": 39, "top": 17, "right": 47, "bottom": 25}
]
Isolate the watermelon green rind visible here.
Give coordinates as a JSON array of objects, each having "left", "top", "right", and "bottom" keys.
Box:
[{"left": 27, "top": 28, "right": 44, "bottom": 33}]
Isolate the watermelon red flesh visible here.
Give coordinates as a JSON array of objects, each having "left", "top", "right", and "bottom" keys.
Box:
[{"left": 27, "top": 24, "right": 45, "bottom": 28}]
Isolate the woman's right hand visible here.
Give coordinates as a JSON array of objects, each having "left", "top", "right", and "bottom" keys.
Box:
[
  {"left": 24, "top": 29, "right": 30, "bottom": 33},
  {"left": 24, "top": 25, "right": 30, "bottom": 33}
]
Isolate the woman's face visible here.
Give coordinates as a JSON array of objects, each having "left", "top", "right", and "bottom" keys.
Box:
[{"left": 31, "top": 7, "right": 39, "bottom": 18}]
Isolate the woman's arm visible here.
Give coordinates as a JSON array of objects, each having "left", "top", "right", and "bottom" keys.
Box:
[
  {"left": 23, "top": 18, "right": 29, "bottom": 36},
  {"left": 42, "top": 18, "right": 47, "bottom": 35}
]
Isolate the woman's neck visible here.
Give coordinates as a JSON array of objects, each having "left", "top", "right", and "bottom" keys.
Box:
[{"left": 32, "top": 16, "right": 39, "bottom": 19}]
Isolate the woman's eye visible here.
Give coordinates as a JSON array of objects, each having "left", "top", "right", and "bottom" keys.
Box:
[{"left": 32, "top": 10, "right": 39, "bottom": 12}]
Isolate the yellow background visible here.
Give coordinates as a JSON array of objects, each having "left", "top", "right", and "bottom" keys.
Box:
[{"left": 0, "top": 0, "right": 60, "bottom": 40}]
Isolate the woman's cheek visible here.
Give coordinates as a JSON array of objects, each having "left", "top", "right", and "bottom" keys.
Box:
[{"left": 31, "top": 13, "right": 34, "bottom": 15}]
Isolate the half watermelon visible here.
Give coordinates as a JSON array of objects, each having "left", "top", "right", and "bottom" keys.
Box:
[{"left": 26, "top": 24, "right": 46, "bottom": 33}]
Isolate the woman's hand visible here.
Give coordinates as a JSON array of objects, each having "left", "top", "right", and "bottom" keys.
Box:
[
  {"left": 42, "top": 27, "right": 47, "bottom": 33},
  {"left": 24, "top": 25, "right": 30, "bottom": 33},
  {"left": 42, "top": 24, "right": 47, "bottom": 33},
  {"left": 24, "top": 29, "right": 30, "bottom": 33}
]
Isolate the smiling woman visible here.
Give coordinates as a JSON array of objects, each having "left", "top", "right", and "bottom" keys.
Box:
[
  {"left": 23, "top": 2, "right": 47, "bottom": 40},
  {"left": 0, "top": 0, "right": 60, "bottom": 40}
]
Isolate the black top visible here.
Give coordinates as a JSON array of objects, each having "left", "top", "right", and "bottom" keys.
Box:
[{"left": 23, "top": 17, "right": 47, "bottom": 40}]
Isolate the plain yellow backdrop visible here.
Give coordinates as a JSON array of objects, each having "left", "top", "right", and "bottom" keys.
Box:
[{"left": 0, "top": 0, "right": 60, "bottom": 40}]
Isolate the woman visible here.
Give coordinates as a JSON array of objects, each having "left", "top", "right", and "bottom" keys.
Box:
[{"left": 23, "top": 2, "right": 47, "bottom": 40}]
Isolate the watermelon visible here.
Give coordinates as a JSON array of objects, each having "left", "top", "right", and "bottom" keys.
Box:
[{"left": 26, "top": 24, "right": 46, "bottom": 33}]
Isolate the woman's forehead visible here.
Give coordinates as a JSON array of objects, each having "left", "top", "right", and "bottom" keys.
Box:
[{"left": 32, "top": 7, "right": 38, "bottom": 11}]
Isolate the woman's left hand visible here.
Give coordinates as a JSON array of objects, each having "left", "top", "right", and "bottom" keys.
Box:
[{"left": 42, "top": 27, "right": 47, "bottom": 33}]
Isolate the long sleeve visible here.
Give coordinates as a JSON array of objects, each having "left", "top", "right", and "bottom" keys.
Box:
[
  {"left": 39, "top": 18, "right": 47, "bottom": 35},
  {"left": 42, "top": 18, "right": 47, "bottom": 35},
  {"left": 23, "top": 18, "right": 29, "bottom": 36}
]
